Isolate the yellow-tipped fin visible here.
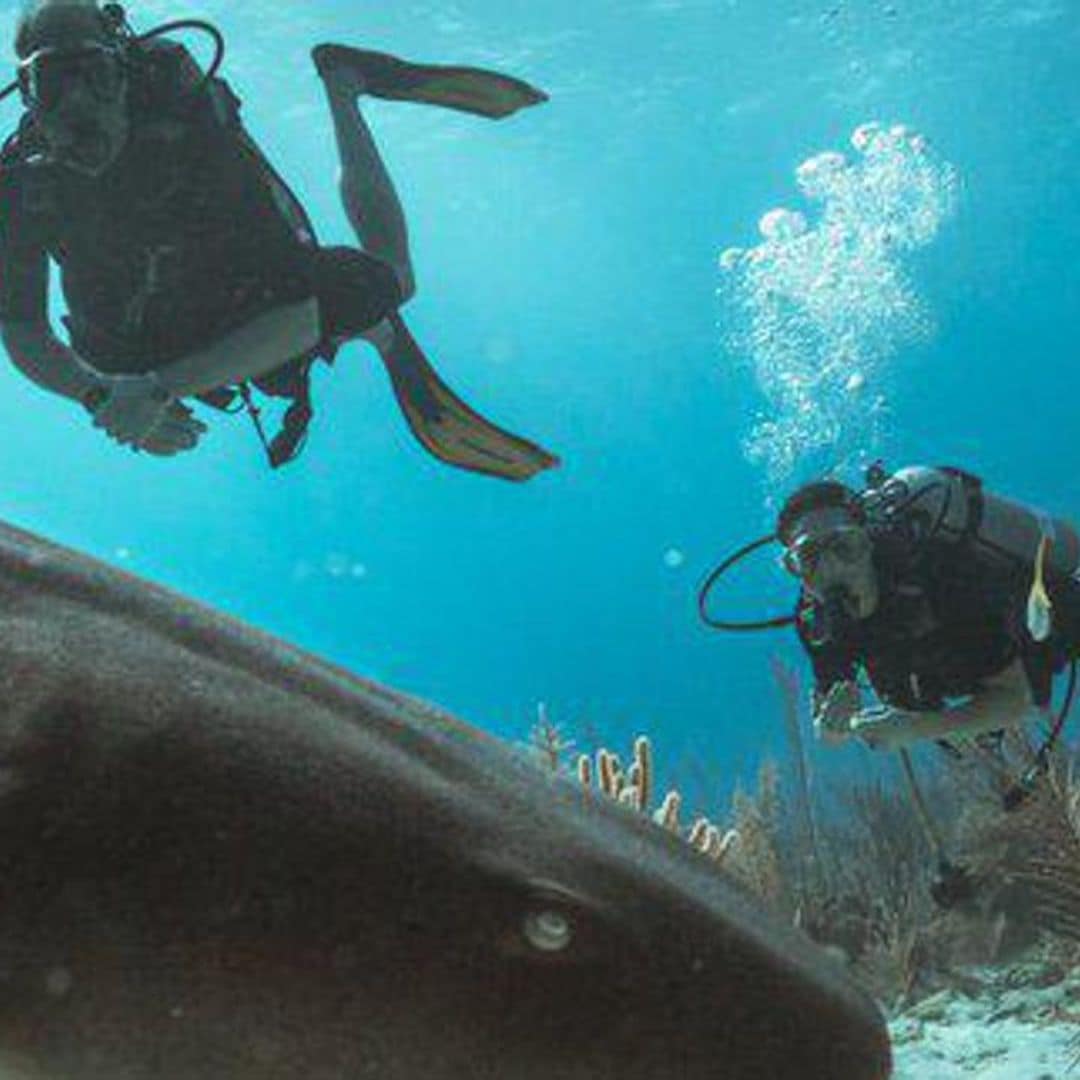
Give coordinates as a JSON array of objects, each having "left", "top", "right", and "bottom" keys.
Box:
[
  {"left": 379, "top": 316, "right": 559, "bottom": 482},
  {"left": 312, "top": 45, "right": 548, "bottom": 119}
]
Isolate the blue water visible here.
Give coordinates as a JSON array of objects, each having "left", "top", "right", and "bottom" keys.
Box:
[{"left": 4, "top": 0, "right": 1079, "bottom": 789}]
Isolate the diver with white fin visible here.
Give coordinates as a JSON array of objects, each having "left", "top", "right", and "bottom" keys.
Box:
[
  {"left": 701, "top": 464, "right": 1080, "bottom": 808},
  {"left": 0, "top": 0, "right": 558, "bottom": 478}
]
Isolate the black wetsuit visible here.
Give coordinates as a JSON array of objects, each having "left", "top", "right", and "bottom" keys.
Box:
[
  {"left": 0, "top": 39, "right": 400, "bottom": 387},
  {"left": 798, "top": 530, "right": 1077, "bottom": 712}
]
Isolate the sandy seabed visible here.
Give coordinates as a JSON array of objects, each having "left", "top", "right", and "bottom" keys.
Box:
[{"left": 890, "top": 960, "right": 1080, "bottom": 1078}]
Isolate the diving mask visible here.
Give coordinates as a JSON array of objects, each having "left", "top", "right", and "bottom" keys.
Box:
[
  {"left": 18, "top": 42, "right": 125, "bottom": 113},
  {"left": 782, "top": 525, "right": 872, "bottom": 579}
]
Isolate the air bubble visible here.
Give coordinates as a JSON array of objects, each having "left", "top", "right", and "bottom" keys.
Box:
[
  {"left": 795, "top": 151, "right": 848, "bottom": 199},
  {"left": 758, "top": 208, "right": 808, "bottom": 242},
  {"left": 719, "top": 247, "right": 744, "bottom": 271},
  {"left": 851, "top": 121, "right": 882, "bottom": 153},
  {"left": 663, "top": 548, "right": 686, "bottom": 569},
  {"left": 718, "top": 121, "right": 957, "bottom": 487}
]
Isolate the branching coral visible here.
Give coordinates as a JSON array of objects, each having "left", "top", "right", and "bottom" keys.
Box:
[
  {"left": 725, "top": 761, "right": 790, "bottom": 909},
  {"left": 528, "top": 703, "right": 575, "bottom": 772},
  {"left": 574, "top": 735, "right": 739, "bottom": 865},
  {"left": 930, "top": 731, "right": 1080, "bottom": 951},
  {"left": 991, "top": 758, "right": 1080, "bottom": 946},
  {"left": 523, "top": 699, "right": 1080, "bottom": 1012}
]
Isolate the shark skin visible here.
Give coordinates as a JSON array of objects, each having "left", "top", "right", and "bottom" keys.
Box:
[{"left": 0, "top": 521, "right": 892, "bottom": 1079}]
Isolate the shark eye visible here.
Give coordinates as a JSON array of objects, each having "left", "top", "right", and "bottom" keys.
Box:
[{"left": 522, "top": 907, "right": 574, "bottom": 953}]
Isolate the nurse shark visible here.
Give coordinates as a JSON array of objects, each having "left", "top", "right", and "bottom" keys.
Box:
[{"left": 0, "top": 520, "right": 891, "bottom": 1078}]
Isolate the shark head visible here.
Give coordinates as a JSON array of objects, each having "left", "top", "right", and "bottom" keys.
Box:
[{"left": 0, "top": 521, "right": 891, "bottom": 1079}]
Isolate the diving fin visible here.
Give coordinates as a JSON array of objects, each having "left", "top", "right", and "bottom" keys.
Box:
[
  {"left": 378, "top": 314, "right": 559, "bottom": 482},
  {"left": 312, "top": 44, "right": 548, "bottom": 119}
]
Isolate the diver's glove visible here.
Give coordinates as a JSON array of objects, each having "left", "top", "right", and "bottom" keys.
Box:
[
  {"left": 135, "top": 401, "right": 207, "bottom": 456},
  {"left": 87, "top": 372, "right": 170, "bottom": 446},
  {"left": 85, "top": 373, "right": 205, "bottom": 452},
  {"left": 849, "top": 706, "right": 917, "bottom": 752},
  {"left": 812, "top": 680, "right": 862, "bottom": 745}
]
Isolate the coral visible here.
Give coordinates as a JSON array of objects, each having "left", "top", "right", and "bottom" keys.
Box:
[
  {"left": 724, "top": 761, "right": 790, "bottom": 910},
  {"left": 525, "top": 697, "right": 1080, "bottom": 1013},
  {"left": 771, "top": 656, "right": 823, "bottom": 886},
  {"left": 983, "top": 756, "right": 1080, "bottom": 946},
  {"left": 934, "top": 730, "right": 1080, "bottom": 953},
  {"left": 527, "top": 703, "right": 576, "bottom": 773},
  {"left": 574, "top": 734, "right": 738, "bottom": 866}
]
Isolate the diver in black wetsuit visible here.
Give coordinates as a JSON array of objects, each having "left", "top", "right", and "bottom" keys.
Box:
[
  {"left": 776, "top": 466, "right": 1080, "bottom": 754},
  {"left": 0, "top": 0, "right": 558, "bottom": 478}
]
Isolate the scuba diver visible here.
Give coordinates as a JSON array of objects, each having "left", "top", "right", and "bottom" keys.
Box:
[
  {"left": 701, "top": 462, "right": 1080, "bottom": 904},
  {"left": 702, "top": 463, "right": 1080, "bottom": 762},
  {"left": 0, "top": 0, "right": 559, "bottom": 478},
  {"left": 778, "top": 465, "right": 1080, "bottom": 756}
]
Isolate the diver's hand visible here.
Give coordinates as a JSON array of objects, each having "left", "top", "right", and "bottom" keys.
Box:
[
  {"left": 135, "top": 401, "right": 207, "bottom": 456},
  {"left": 849, "top": 706, "right": 916, "bottom": 752},
  {"left": 85, "top": 377, "right": 206, "bottom": 454},
  {"left": 89, "top": 372, "right": 174, "bottom": 447},
  {"left": 812, "top": 681, "right": 862, "bottom": 745}
]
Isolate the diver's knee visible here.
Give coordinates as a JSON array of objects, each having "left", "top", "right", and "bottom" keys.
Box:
[
  {"left": 394, "top": 265, "right": 416, "bottom": 305},
  {"left": 361, "top": 317, "right": 396, "bottom": 352}
]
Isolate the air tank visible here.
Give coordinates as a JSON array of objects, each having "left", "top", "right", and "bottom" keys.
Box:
[{"left": 885, "top": 465, "right": 1080, "bottom": 581}]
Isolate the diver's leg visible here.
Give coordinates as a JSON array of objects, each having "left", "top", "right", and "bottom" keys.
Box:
[
  {"left": 312, "top": 68, "right": 557, "bottom": 482},
  {"left": 316, "top": 65, "right": 416, "bottom": 302}
]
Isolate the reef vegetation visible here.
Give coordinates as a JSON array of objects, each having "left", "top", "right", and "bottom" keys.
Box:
[{"left": 527, "top": 660, "right": 1080, "bottom": 1044}]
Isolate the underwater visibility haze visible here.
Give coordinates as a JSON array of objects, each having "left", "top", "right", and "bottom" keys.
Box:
[
  {"left": 1, "top": 0, "right": 1080, "bottom": 1076},
  {"left": 4, "top": 0, "right": 1078, "bottom": 764}
]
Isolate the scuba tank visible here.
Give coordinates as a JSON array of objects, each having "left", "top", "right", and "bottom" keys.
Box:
[
  {"left": 698, "top": 462, "right": 1080, "bottom": 633},
  {"left": 864, "top": 464, "right": 1080, "bottom": 813},
  {"left": 860, "top": 464, "right": 1080, "bottom": 583}
]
